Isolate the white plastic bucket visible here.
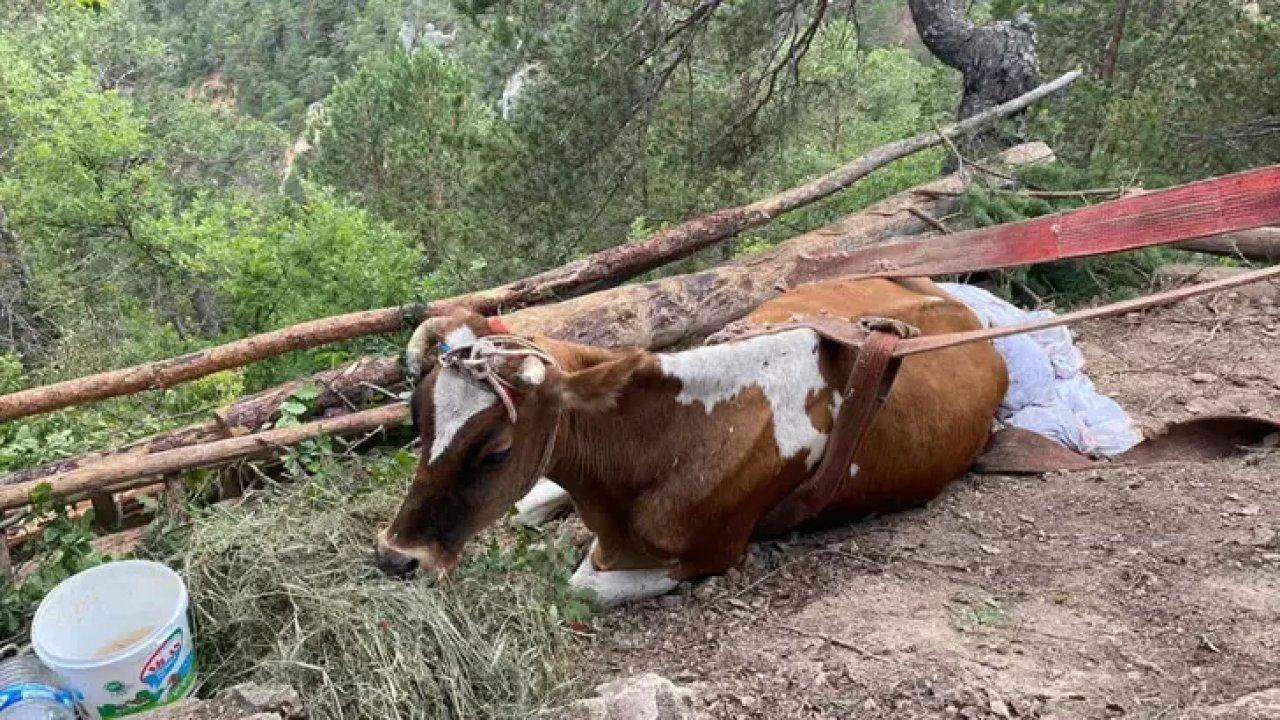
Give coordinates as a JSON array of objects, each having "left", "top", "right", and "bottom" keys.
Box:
[{"left": 31, "top": 560, "right": 196, "bottom": 720}]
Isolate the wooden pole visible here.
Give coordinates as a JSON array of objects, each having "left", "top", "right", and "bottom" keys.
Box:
[
  {"left": 0, "top": 356, "right": 402, "bottom": 487},
  {"left": 0, "top": 72, "right": 1082, "bottom": 423},
  {"left": 0, "top": 404, "right": 407, "bottom": 511},
  {"left": 1176, "top": 227, "right": 1280, "bottom": 262}
]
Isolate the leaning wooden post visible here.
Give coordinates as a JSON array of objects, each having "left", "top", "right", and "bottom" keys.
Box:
[
  {"left": 0, "top": 536, "right": 11, "bottom": 586},
  {"left": 163, "top": 475, "right": 188, "bottom": 520},
  {"left": 90, "top": 492, "right": 121, "bottom": 531}
]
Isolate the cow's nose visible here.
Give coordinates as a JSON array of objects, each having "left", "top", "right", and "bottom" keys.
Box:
[{"left": 374, "top": 539, "right": 419, "bottom": 579}]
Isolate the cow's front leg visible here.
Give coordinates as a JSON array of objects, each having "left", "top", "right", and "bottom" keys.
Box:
[
  {"left": 512, "top": 478, "right": 574, "bottom": 527},
  {"left": 570, "top": 539, "right": 679, "bottom": 608}
]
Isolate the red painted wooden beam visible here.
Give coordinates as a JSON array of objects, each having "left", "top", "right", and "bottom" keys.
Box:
[{"left": 796, "top": 165, "right": 1280, "bottom": 282}]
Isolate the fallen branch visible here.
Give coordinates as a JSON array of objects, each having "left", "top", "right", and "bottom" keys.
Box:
[
  {"left": 0, "top": 357, "right": 402, "bottom": 486},
  {"left": 0, "top": 405, "right": 408, "bottom": 511},
  {"left": 0, "top": 72, "right": 1081, "bottom": 423}
]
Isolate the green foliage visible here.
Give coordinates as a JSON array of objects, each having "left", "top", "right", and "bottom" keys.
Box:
[
  {"left": 308, "top": 47, "right": 505, "bottom": 268},
  {"left": 995, "top": 0, "right": 1280, "bottom": 181},
  {"left": 466, "top": 524, "right": 594, "bottom": 624},
  {"left": 0, "top": 1, "right": 421, "bottom": 385},
  {"left": 0, "top": 354, "right": 23, "bottom": 394},
  {"left": 0, "top": 486, "right": 111, "bottom": 643},
  {"left": 273, "top": 384, "right": 332, "bottom": 476}
]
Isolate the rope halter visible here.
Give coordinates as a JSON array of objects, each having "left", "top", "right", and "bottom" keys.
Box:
[
  {"left": 437, "top": 334, "right": 560, "bottom": 423},
  {"left": 437, "top": 334, "right": 563, "bottom": 482}
]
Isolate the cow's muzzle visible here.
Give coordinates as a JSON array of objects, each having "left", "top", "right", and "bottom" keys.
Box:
[
  {"left": 374, "top": 543, "right": 420, "bottom": 579},
  {"left": 374, "top": 529, "right": 458, "bottom": 579}
]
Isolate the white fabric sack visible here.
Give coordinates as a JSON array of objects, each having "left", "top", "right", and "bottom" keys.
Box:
[{"left": 938, "top": 282, "right": 1142, "bottom": 457}]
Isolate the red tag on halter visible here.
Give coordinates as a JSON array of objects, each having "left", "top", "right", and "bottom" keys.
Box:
[{"left": 487, "top": 316, "right": 511, "bottom": 334}]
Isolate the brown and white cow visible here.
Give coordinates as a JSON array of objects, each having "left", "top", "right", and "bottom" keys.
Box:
[{"left": 375, "top": 277, "right": 1008, "bottom": 606}]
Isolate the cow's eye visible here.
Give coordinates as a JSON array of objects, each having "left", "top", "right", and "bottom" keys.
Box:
[{"left": 479, "top": 448, "right": 510, "bottom": 466}]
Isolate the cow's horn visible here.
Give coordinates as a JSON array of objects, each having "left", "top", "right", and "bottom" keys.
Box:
[
  {"left": 405, "top": 316, "right": 451, "bottom": 380},
  {"left": 513, "top": 355, "right": 546, "bottom": 388}
]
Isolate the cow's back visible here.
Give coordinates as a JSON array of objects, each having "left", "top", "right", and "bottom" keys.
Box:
[{"left": 748, "top": 277, "right": 1007, "bottom": 523}]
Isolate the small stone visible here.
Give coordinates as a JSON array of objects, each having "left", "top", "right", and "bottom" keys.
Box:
[
  {"left": 1186, "top": 399, "right": 1212, "bottom": 415},
  {"left": 659, "top": 594, "right": 686, "bottom": 610},
  {"left": 979, "top": 543, "right": 1002, "bottom": 555},
  {"left": 1190, "top": 372, "right": 1217, "bottom": 384},
  {"left": 556, "top": 673, "right": 704, "bottom": 720},
  {"left": 692, "top": 577, "right": 721, "bottom": 601},
  {"left": 989, "top": 696, "right": 1012, "bottom": 719}
]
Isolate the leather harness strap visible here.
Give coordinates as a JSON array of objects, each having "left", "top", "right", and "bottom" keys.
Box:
[
  {"left": 755, "top": 326, "right": 907, "bottom": 534},
  {"left": 743, "top": 262, "right": 1280, "bottom": 529}
]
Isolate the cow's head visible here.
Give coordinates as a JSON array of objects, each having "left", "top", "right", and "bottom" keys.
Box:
[{"left": 374, "top": 307, "right": 642, "bottom": 578}]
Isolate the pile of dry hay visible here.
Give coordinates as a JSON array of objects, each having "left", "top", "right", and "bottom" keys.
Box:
[{"left": 170, "top": 453, "right": 581, "bottom": 719}]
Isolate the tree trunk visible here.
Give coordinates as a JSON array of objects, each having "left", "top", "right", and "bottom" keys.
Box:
[
  {"left": 1099, "top": 0, "right": 1132, "bottom": 81},
  {"left": 907, "top": 0, "right": 1039, "bottom": 167},
  {"left": 1176, "top": 227, "right": 1280, "bottom": 262},
  {"left": 0, "top": 72, "right": 1080, "bottom": 423}
]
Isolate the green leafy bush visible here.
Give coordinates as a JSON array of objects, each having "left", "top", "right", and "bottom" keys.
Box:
[{"left": 0, "top": 486, "right": 111, "bottom": 643}]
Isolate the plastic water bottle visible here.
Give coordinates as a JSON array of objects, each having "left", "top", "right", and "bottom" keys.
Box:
[{"left": 0, "top": 654, "right": 76, "bottom": 720}]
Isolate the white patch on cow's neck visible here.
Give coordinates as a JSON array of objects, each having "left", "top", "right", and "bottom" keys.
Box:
[
  {"left": 430, "top": 368, "right": 495, "bottom": 463},
  {"left": 658, "top": 329, "right": 839, "bottom": 469},
  {"left": 444, "top": 325, "right": 478, "bottom": 349}
]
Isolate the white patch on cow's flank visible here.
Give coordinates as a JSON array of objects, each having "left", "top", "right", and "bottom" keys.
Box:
[
  {"left": 849, "top": 462, "right": 860, "bottom": 478},
  {"left": 429, "top": 368, "right": 495, "bottom": 463},
  {"left": 658, "top": 329, "right": 840, "bottom": 469},
  {"left": 570, "top": 540, "right": 679, "bottom": 607},
  {"left": 444, "top": 325, "right": 477, "bottom": 350}
]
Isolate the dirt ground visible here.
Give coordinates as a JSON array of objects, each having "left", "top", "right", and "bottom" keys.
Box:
[{"left": 569, "top": 269, "right": 1280, "bottom": 720}]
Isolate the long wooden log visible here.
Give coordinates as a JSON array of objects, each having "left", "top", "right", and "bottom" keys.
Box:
[
  {"left": 1176, "top": 227, "right": 1280, "bottom": 262},
  {"left": 0, "top": 405, "right": 407, "bottom": 511},
  {"left": 0, "top": 73, "right": 1082, "bottom": 424},
  {"left": 0, "top": 144, "right": 1055, "bottom": 498},
  {"left": 0, "top": 357, "right": 402, "bottom": 486},
  {"left": 505, "top": 144, "right": 1060, "bottom": 348}
]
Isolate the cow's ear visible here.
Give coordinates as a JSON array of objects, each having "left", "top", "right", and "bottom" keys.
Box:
[{"left": 546, "top": 351, "right": 645, "bottom": 413}]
